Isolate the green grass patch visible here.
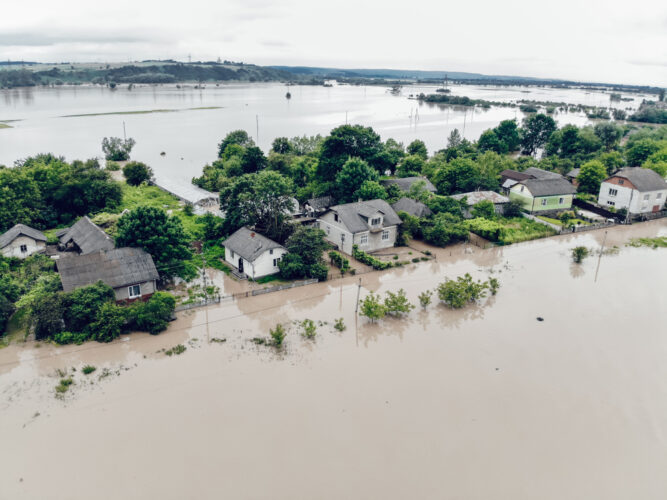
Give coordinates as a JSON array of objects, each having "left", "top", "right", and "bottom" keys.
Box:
[
  {"left": 82, "top": 365, "right": 96, "bottom": 375},
  {"left": 626, "top": 236, "right": 667, "bottom": 249},
  {"left": 497, "top": 217, "right": 557, "bottom": 244},
  {"left": 61, "top": 106, "right": 222, "bottom": 118},
  {"left": 165, "top": 344, "right": 187, "bottom": 356},
  {"left": 190, "top": 244, "right": 230, "bottom": 273},
  {"left": 538, "top": 216, "right": 591, "bottom": 227},
  {"left": 254, "top": 274, "right": 283, "bottom": 284},
  {"left": 0, "top": 123, "right": 12, "bottom": 129}
]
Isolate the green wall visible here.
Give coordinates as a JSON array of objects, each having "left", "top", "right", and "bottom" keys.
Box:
[{"left": 509, "top": 191, "right": 573, "bottom": 212}]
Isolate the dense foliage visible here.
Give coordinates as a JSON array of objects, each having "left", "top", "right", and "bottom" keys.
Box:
[
  {"left": 278, "top": 227, "right": 329, "bottom": 280},
  {"left": 123, "top": 161, "right": 154, "bottom": 186}
]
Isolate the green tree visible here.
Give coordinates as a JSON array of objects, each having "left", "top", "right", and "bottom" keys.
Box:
[
  {"left": 577, "top": 160, "right": 608, "bottom": 194},
  {"left": 384, "top": 289, "right": 414, "bottom": 316},
  {"left": 317, "top": 125, "right": 383, "bottom": 181},
  {"left": 571, "top": 246, "right": 589, "bottom": 263},
  {"left": 102, "top": 137, "right": 136, "bottom": 161},
  {"left": 122, "top": 161, "right": 153, "bottom": 186},
  {"left": 0, "top": 293, "right": 14, "bottom": 334},
  {"left": 626, "top": 139, "right": 660, "bottom": 166},
  {"left": 62, "top": 281, "right": 115, "bottom": 334},
  {"left": 129, "top": 292, "right": 175, "bottom": 335},
  {"left": 594, "top": 122, "right": 623, "bottom": 151},
  {"left": 31, "top": 293, "right": 64, "bottom": 340},
  {"left": 396, "top": 155, "right": 425, "bottom": 177},
  {"left": 278, "top": 227, "right": 329, "bottom": 280},
  {"left": 418, "top": 290, "right": 432, "bottom": 309},
  {"left": 477, "top": 129, "right": 505, "bottom": 154},
  {"left": 471, "top": 200, "right": 496, "bottom": 219},
  {"left": 643, "top": 148, "right": 667, "bottom": 177},
  {"left": 354, "top": 180, "right": 387, "bottom": 201},
  {"left": 437, "top": 273, "right": 488, "bottom": 308},
  {"left": 270, "top": 323, "right": 286, "bottom": 347},
  {"left": 503, "top": 199, "right": 524, "bottom": 217},
  {"left": 421, "top": 213, "right": 468, "bottom": 247},
  {"left": 495, "top": 119, "right": 521, "bottom": 152},
  {"left": 116, "top": 206, "right": 192, "bottom": 279},
  {"left": 240, "top": 146, "right": 267, "bottom": 173},
  {"left": 359, "top": 292, "right": 387, "bottom": 322},
  {"left": 217, "top": 130, "right": 254, "bottom": 158},
  {"left": 406, "top": 139, "right": 428, "bottom": 160},
  {"left": 335, "top": 157, "right": 379, "bottom": 202},
  {"left": 521, "top": 114, "right": 557, "bottom": 155},
  {"left": 199, "top": 213, "right": 224, "bottom": 242},
  {"left": 271, "top": 137, "right": 292, "bottom": 154},
  {"left": 432, "top": 157, "right": 498, "bottom": 195},
  {"left": 90, "top": 302, "right": 125, "bottom": 342}
]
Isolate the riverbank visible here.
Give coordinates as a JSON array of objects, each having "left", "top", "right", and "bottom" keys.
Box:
[{"left": 1, "top": 219, "right": 665, "bottom": 499}]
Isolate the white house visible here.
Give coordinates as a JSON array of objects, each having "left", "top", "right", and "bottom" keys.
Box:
[
  {"left": 317, "top": 199, "right": 402, "bottom": 255},
  {"left": 0, "top": 224, "right": 47, "bottom": 259},
  {"left": 222, "top": 227, "right": 287, "bottom": 280},
  {"left": 598, "top": 168, "right": 667, "bottom": 214}
]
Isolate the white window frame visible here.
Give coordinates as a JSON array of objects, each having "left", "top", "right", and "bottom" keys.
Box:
[
  {"left": 273, "top": 258, "right": 280, "bottom": 267},
  {"left": 371, "top": 217, "right": 381, "bottom": 226},
  {"left": 541, "top": 199, "right": 547, "bottom": 206},
  {"left": 607, "top": 201, "right": 615, "bottom": 206},
  {"left": 128, "top": 284, "right": 141, "bottom": 299},
  {"left": 657, "top": 193, "right": 663, "bottom": 199},
  {"left": 381, "top": 230, "right": 389, "bottom": 241},
  {"left": 360, "top": 234, "right": 369, "bottom": 245},
  {"left": 608, "top": 188, "right": 618, "bottom": 196},
  {"left": 643, "top": 194, "right": 650, "bottom": 201}
]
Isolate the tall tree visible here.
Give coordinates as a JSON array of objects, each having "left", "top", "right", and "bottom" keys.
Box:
[
  {"left": 335, "top": 157, "right": 379, "bottom": 203},
  {"left": 521, "top": 114, "right": 557, "bottom": 156},
  {"left": 317, "top": 125, "right": 383, "bottom": 181},
  {"left": 577, "top": 160, "right": 608, "bottom": 195},
  {"left": 217, "top": 130, "right": 254, "bottom": 158}
]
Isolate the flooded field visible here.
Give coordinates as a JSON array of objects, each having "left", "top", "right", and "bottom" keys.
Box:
[
  {"left": 0, "top": 82, "right": 631, "bottom": 183},
  {"left": 1, "top": 221, "right": 666, "bottom": 499}
]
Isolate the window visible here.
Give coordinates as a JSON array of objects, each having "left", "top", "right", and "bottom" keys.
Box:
[
  {"left": 607, "top": 201, "right": 615, "bottom": 206},
  {"left": 334, "top": 213, "right": 339, "bottom": 222},
  {"left": 658, "top": 193, "right": 663, "bottom": 199},
  {"left": 231, "top": 250, "right": 235, "bottom": 258},
  {"left": 381, "top": 230, "right": 389, "bottom": 241},
  {"left": 326, "top": 225, "right": 330, "bottom": 235},
  {"left": 360, "top": 234, "right": 368, "bottom": 245},
  {"left": 20, "top": 244, "right": 27, "bottom": 253},
  {"left": 269, "top": 249, "right": 273, "bottom": 255},
  {"left": 371, "top": 217, "right": 381, "bottom": 226},
  {"left": 541, "top": 199, "right": 547, "bottom": 206},
  {"left": 618, "top": 179, "right": 624, "bottom": 185},
  {"left": 273, "top": 258, "right": 280, "bottom": 267},
  {"left": 558, "top": 197, "right": 564, "bottom": 205},
  {"left": 128, "top": 285, "right": 141, "bottom": 299},
  {"left": 608, "top": 188, "right": 618, "bottom": 196},
  {"left": 520, "top": 185, "right": 524, "bottom": 192},
  {"left": 643, "top": 194, "right": 650, "bottom": 201}
]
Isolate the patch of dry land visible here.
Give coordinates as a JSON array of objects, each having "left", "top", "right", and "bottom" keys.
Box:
[{"left": 1, "top": 220, "right": 666, "bottom": 500}]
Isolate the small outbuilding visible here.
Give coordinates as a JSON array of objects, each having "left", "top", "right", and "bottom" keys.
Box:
[
  {"left": 0, "top": 224, "right": 47, "bottom": 259},
  {"left": 222, "top": 227, "right": 287, "bottom": 280},
  {"left": 57, "top": 247, "right": 159, "bottom": 302},
  {"left": 391, "top": 197, "right": 432, "bottom": 218},
  {"left": 381, "top": 176, "right": 437, "bottom": 194},
  {"left": 58, "top": 216, "right": 115, "bottom": 255},
  {"left": 449, "top": 191, "right": 510, "bottom": 218}
]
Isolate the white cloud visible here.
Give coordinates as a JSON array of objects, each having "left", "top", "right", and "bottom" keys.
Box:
[{"left": 1, "top": 0, "right": 665, "bottom": 85}]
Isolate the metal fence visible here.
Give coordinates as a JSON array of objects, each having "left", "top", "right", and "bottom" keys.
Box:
[{"left": 174, "top": 296, "right": 223, "bottom": 312}]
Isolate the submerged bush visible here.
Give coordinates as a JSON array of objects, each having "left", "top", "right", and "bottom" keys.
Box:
[
  {"left": 270, "top": 324, "right": 286, "bottom": 347},
  {"left": 436, "top": 273, "right": 499, "bottom": 308},
  {"left": 571, "top": 246, "right": 590, "bottom": 263}
]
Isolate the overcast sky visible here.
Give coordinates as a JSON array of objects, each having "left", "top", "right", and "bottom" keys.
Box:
[{"left": 1, "top": 0, "right": 665, "bottom": 86}]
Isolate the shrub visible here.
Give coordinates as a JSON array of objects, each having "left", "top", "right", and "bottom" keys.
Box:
[
  {"left": 334, "top": 318, "right": 346, "bottom": 331},
  {"left": 352, "top": 245, "right": 393, "bottom": 270},
  {"left": 503, "top": 199, "right": 524, "bottom": 218},
  {"left": 90, "top": 302, "right": 126, "bottom": 343},
  {"left": 165, "top": 344, "right": 186, "bottom": 356},
  {"left": 82, "top": 365, "right": 96, "bottom": 375},
  {"left": 359, "top": 292, "right": 387, "bottom": 322},
  {"left": 301, "top": 319, "right": 317, "bottom": 339},
  {"left": 55, "top": 377, "right": 74, "bottom": 394},
  {"left": 384, "top": 289, "right": 414, "bottom": 316},
  {"left": 128, "top": 292, "right": 175, "bottom": 335},
  {"left": 328, "top": 251, "right": 351, "bottom": 273},
  {"left": 105, "top": 161, "right": 120, "bottom": 171},
  {"left": 436, "top": 273, "right": 492, "bottom": 308},
  {"left": 52, "top": 331, "right": 89, "bottom": 345},
  {"left": 418, "top": 290, "right": 432, "bottom": 308},
  {"left": 488, "top": 278, "right": 500, "bottom": 295},
  {"left": 571, "top": 246, "right": 590, "bottom": 263},
  {"left": 270, "top": 323, "right": 286, "bottom": 347},
  {"left": 464, "top": 218, "right": 505, "bottom": 242}
]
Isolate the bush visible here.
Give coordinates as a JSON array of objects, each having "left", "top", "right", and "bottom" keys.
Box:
[
  {"left": 123, "top": 161, "right": 153, "bottom": 186},
  {"left": 384, "top": 289, "right": 414, "bottom": 316},
  {"left": 301, "top": 319, "right": 317, "bottom": 339},
  {"left": 102, "top": 137, "right": 136, "bottom": 161},
  {"left": 91, "top": 302, "right": 126, "bottom": 343},
  {"left": 471, "top": 200, "right": 496, "bottom": 219},
  {"left": 270, "top": 323, "right": 286, "bottom": 347},
  {"left": 82, "top": 365, "right": 96, "bottom": 375},
  {"left": 32, "top": 293, "right": 65, "bottom": 340},
  {"left": 105, "top": 161, "right": 120, "bottom": 171},
  {"left": 436, "top": 273, "right": 496, "bottom": 308},
  {"left": 62, "top": 281, "right": 115, "bottom": 335},
  {"left": 52, "top": 331, "right": 89, "bottom": 345},
  {"left": 571, "top": 246, "right": 590, "bottom": 263},
  {"left": 464, "top": 218, "right": 505, "bottom": 242},
  {"left": 328, "top": 251, "right": 350, "bottom": 273},
  {"left": 418, "top": 290, "right": 432, "bottom": 308},
  {"left": 334, "top": 318, "right": 346, "bottom": 331},
  {"left": 352, "top": 245, "right": 393, "bottom": 270},
  {"left": 0, "top": 293, "right": 14, "bottom": 335},
  {"left": 503, "top": 199, "right": 524, "bottom": 218},
  {"left": 359, "top": 292, "right": 387, "bottom": 322},
  {"left": 128, "top": 292, "right": 175, "bottom": 335}
]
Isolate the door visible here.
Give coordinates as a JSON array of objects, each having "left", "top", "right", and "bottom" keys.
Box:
[
  {"left": 653, "top": 205, "right": 660, "bottom": 213},
  {"left": 238, "top": 258, "right": 244, "bottom": 273}
]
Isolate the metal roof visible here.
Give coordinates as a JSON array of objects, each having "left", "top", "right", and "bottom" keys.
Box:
[
  {"left": 518, "top": 178, "right": 577, "bottom": 197},
  {"left": 326, "top": 199, "right": 402, "bottom": 234},
  {"left": 222, "top": 227, "right": 285, "bottom": 263},
  {"left": 152, "top": 177, "right": 219, "bottom": 205},
  {"left": 609, "top": 168, "right": 667, "bottom": 192},
  {"left": 381, "top": 177, "right": 437, "bottom": 193},
  {"left": 59, "top": 216, "right": 115, "bottom": 255},
  {"left": 450, "top": 191, "right": 510, "bottom": 205},
  {"left": 391, "top": 197, "right": 432, "bottom": 218},
  {"left": 0, "top": 224, "right": 46, "bottom": 249},
  {"left": 57, "top": 247, "right": 159, "bottom": 292}
]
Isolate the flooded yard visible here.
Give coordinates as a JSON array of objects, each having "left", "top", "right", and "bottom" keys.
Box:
[{"left": 1, "top": 220, "right": 666, "bottom": 499}]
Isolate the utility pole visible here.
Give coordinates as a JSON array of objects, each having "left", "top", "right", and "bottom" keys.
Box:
[
  {"left": 256, "top": 114, "right": 259, "bottom": 143},
  {"left": 202, "top": 253, "right": 210, "bottom": 343},
  {"left": 354, "top": 278, "right": 362, "bottom": 313},
  {"left": 123, "top": 121, "right": 126, "bottom": 141}
]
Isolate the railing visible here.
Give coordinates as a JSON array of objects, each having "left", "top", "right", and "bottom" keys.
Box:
[{"left": 174, "top": 296, "right": 223, "bottom": 312}]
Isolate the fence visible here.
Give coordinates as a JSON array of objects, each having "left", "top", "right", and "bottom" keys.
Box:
[
  {"left": 229, "top": 278, "right": 319, "bottom": 299},
  {"left": 174, "top": 296, "right": 223, "bottom": 312}
]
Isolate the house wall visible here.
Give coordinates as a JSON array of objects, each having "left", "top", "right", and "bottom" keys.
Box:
[
  {"left": 224, "top": 245, "right": 287, "bottom": 279},
  {"left": 598, "top": 182, "right": 666, "bottom": 214},
  {"left": 356, "top": 226, "right": 397, "bottom": 253},
  {"left": 509, "top": 185, "right": 572, "bottom": 213},
  {"left": 113, "top": 280, "right": 156, "bottom": 302},
  {"left": 318, "top": 212, "right": 355, "bottom": 254},
  {"left": 1, "top": 236, "right": 46, "bottom": 259}
]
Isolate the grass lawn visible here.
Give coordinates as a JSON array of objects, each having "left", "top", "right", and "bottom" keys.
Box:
[
  {"left": 0, "top": 123, "right": 12, "bottom": 129},
  {"left": 497, "top": 217, "right": 557, "bottom": 244},
  {"left": 538, "top": 215, "right": 591, "bottom": 227}
]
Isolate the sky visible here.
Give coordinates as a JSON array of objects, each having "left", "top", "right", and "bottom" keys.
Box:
[{"left": 1, "top": 0, "right": 665, "bottom": 86}]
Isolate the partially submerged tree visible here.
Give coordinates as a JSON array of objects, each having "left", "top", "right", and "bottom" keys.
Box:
[
  {"left": 123, "top": 161, "right": 153, "bottom": 186},
  {"left": 359, "top": 292, "right": 387, "bottom": 322},
  {"left": 384, "top": 288, "right": 414, "bottom": 316},
  {"left": 571, "top": 246, "right": 590, "bottom": 263},
  {"left": 102, "top": 137, "right": 136, "bottom": 161}
]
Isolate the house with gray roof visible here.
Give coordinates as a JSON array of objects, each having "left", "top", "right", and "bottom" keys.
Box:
[
  {"left": 598, "top": 167, "right": 667, "bottom": 214},
  {"left": 0, "top": 224, "right": 47, "bottom": 259},
  {"left": 58, "top": 216, "right": 115, "bottom": 255},
  {"left": 450, "top": 191, "right": 510, "bottom": 218},
  {"left": 317, "top": 199, "right": 401, "bottom": 254},
  {"left": 509, "top": 174, "right": 576, "bottom": 214},
  {"left": 304, "top": 196, "right": 334, "bottom": 217},
  {"left": 222, "top": 227, "right": 287, "bottom": 280},
  {"left": 381, "top": 176, "right": 437, "bottom": 194},
  {"left": 391, "top": 197, "right": 432, "bottom": 218},
  {"left": 57, "top": 247, "right": 159, "bottom": 302},
  {"left": 500, "top": 167, "right": 561, "bottom": 194}
]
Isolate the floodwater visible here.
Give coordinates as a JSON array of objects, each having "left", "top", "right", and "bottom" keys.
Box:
[
  {"left": 1, "top": 221, "right": 666, "bottom": 499},
  {"left": 0, "top": 82, "right": 636, "bottom": 183}
]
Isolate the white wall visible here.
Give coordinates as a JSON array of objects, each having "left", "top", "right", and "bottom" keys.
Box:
[
  {"left": 318, "top": 212, "right": 397, "bottom": 254},
  {"left": 113, "top": 280, "right": 156, "bottom": 301},
  {"left": 1, "top": 236, "right": 46, "bottom": 259},
  {"left": 224, "top": 245, "right": 287, "bottom": 279},
  {"left": 598, "top": 182, "right": 667, "bottom": 214}
]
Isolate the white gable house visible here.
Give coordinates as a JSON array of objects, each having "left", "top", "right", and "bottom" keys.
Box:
[
  {"left": 317, "top": 199, "right": 401, "bottom": 255},
  {"left": 0, "top": 224, "right": 47, "bottom": 259},
  {"left": 598, "top": 168, "right": 667, "bottom": 214},
  {"left": 222, "top": 227, "right": 287, "bottom": 280}
]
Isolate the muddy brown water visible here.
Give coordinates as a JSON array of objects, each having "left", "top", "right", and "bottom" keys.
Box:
[{"left": 1, "top": 221, "right": 666, "bottom": 499}]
